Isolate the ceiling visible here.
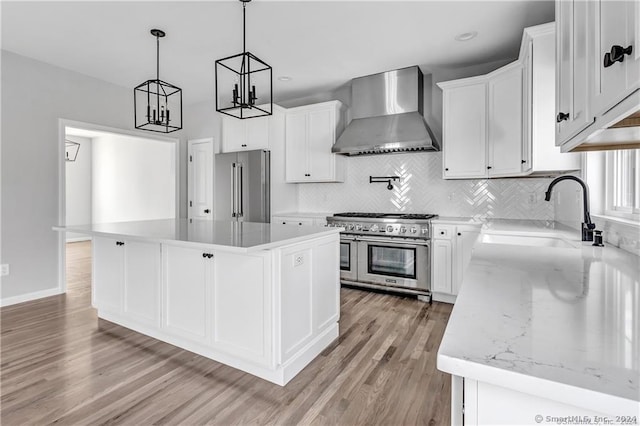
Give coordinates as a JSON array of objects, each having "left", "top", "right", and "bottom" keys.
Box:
[{"left": 1, "top": 1, "right": 554, "bottom": 107}]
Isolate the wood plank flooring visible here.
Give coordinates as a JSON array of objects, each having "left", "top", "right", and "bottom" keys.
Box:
[{"left": 1, "top": 241, "right": 453, "bottom": 425}]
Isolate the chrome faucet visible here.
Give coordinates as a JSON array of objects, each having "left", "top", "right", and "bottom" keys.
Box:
[{"left": 544, "top": 175, "right": 596, "bottom": 241}]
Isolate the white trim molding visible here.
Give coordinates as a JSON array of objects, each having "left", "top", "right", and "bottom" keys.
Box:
[{"left": 1, "top": 287, "right": 64, "bottom": 308}]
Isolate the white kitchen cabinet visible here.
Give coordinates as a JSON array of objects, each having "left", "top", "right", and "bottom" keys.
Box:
[
  {"left": 523, "top": 24, "right": 581, "bottom": 172},
  {"left": 213, "top": 251, "right": 272, "bottom": 367},
  {"left": 272, "top": 213, "right": 328, "bottom": 227},
  {"left": 92, "top": 237, "right": 160, "bottom": 325},
  {"left": 591, "top": 0, "right": 640, "bottom": 118},
  {"left": 221, "top": 114, "right": 270, "bottom": 153},
  {"left": 285, "top": 100, "right": 346, "bottom": 183},
  {"left": 440, "top": 22, "right": 581, "bottom": 178},
  {"left": 431, "top": 222, "right": 481, "bottom": 301},
  {"left": 432, "top": 239, "right": 453, "bottom": 294},
  {"left": 555, "top": 0, "right": 639, "bottom": 152},
  {"left": 441, "top": 80, "right": 488, "bottom": 179},
  {"left": 555, "top": 0, "right": 594, "bottom": 146},
  {"left": 162, "top": 244, "right": 213, "bottom": 344},
  {"left": 487, "top": 63, "right": 525, "bottom": 177}
]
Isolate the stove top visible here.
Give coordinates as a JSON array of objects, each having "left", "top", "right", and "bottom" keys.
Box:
[
  {"left": 327, "top": 212, "right": 437, "bottom": 239},
  {"left": 333, "top": 212, "right": 438, "bottom": 220}
]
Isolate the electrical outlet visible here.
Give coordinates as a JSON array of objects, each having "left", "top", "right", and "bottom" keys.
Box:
[
  {"left": 1, "top": 264, "right": 9, "bottom": 276},
  {"left": 293, "top": 255, "right": 304, "bottom": 267}
]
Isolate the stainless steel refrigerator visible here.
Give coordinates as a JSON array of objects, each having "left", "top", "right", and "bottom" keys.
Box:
[{"left": 214, "top": 150, "right": 270, "bottom": 223}]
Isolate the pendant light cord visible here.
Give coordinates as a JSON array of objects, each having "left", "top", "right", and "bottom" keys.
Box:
[
  {"left": 156, "top": 33, "right": 160, "bottom": 81},
  {"left": 243, "top": 1, "right": 246, "bottom": 54}
]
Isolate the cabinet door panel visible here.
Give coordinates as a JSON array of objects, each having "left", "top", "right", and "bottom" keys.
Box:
[
  {"left": 281, "top": 248, "right": 313, "bottom": 361},
  {"left": 163, "top": 245, "right": 211, "bottom": 343},
  {"left": 442, "top": 84, "right": 487, "bottom": 178},
  {"left": 285, "top": 112, "right": 308, "bottom": 182},
  {"left": 221, "top": 116, "right": 247, "bottom": 153},
  {"left": 312, "top": 240, "right": 339, "bottom": 331},
  {"left": 488, "top": 66, "right": 524, "bottom": 177},
  {"left": 453, "top": 228, "right": 481, "bottom": 295},
  {"left": 246, "top": 116, "right": 270, "bottom": 150},
  {"left": 123, "top": 241, "right": 161, "bottom": 327},
  {"left": 307, "top": 108, "right": 334, "bottom": 181},
  {"left": 213, "top": 252, "right": 269, "bottom": 364},
  {"left": 555, "top": 0, "right": 593, "bottom": 145},
  {"left": 432, "top": 239, "right": 453, "bottom": 294},
  {"left": 93, "top": 237, "right": 123, "bottom": 312}
]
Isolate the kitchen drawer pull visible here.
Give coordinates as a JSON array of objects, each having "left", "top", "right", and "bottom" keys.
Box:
[
  {"left": 603, "top": 45, "right": 633, "bottom": 68},
  {"left": 556, "top": 112, "right": 569, "bottom": 122},
  {"left": 202, "top": 253, "right": 214, "bottom": 259}
]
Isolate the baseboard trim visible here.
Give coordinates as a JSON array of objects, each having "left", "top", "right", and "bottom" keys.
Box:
[
  {"left": 0, "top": 287, "right": 64, "bottom": 307},
  {"left": 66, "top": 236, "right": 92, "bottom": 243}
]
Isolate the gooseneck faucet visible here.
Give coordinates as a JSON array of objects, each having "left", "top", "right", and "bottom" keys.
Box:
[{"left": 544, "top": 175, "right": 596, "bottom": 241}]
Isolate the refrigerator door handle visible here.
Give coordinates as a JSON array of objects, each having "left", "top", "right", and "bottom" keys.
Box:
[
  {"left": 231, "top": 162, "right": 237, "bottom": 218},
  {"left": 238, "top": 163, "right": 244, "bottom": 218}
]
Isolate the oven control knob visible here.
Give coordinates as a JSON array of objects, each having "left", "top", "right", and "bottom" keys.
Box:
[
  {"left": 410, "top": 227, "right": 418, "bottom": 234},
  {"left": 370, "top": 224, "right": 379, "bottom": 232},
  {"left": 386, "top": 225, "right": 394, "bottom": 232},
  {"left": 399, "top": 226, "right": 407, "bottom": 233},
  {"left": 355, "top": 224, "right": 363, "bottom": 231},
  {"left": 421, "top": 228, "right": 429, "bottom": 235},
  {"left": 347, "top": 224, "right": 354, "bottom": 231}
]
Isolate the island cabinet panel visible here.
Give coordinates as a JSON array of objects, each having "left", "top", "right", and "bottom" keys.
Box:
[
  {"left": 279, "top": 237, "right": 340, "bottom": 364},
  {"left": 122, "top": 241, "right": 161, "bottom": 327},
  {"left": 93, "top": 237, "right": 124, "bottom": 312},
  {"left": 213, "top": 252, "right": 272, "bottom": 367},
  {"left": 93, "top": 237, "right": 160, "bottom": 321},
  {"left": 280, "top": 247, "right": 314, "bottom": 361},
  {"left": 162, "top": 245, "right": 213, "bottom": 345}
]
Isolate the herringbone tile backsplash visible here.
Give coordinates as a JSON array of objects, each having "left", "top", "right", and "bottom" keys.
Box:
[{"left": 298, "top": 152, "right": 556, "bottom": 220}]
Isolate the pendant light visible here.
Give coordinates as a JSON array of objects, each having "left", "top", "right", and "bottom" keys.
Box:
[
  {"left": 65, "top": 140, "right": 80, "bottom": 162},
  {"left": 215, "top": 0, "right": 272, "bottom": 119},
  {"left": 134, "top": 29, "right": 183, "bottom": 133}
]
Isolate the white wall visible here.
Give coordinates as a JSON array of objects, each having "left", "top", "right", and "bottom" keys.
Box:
[
  {"left": 65, "top": 135, "right": 92, "bottom": 241},
  {"left": 0, "top": 50, "right": 186, "bottom": 305},
  {"left": 92, "top": 134, "right": 176, "bottom": 223}
]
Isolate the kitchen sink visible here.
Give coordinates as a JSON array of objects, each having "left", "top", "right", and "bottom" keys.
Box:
[{"left": 481, "top": 233, "right": 580, "bottom": 249}]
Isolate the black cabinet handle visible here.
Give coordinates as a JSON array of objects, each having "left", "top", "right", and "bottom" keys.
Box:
[
  {"left": 440, "top": 231, "right": 445, "bottom": 235},
  {"left": 603, "top": 45, "right": 633, "bottom": 68},
  {"left": 298, "top": 222, "right": 303, "bottom": 225},
  {"left": 487, "top": 166, "right": 492, "bottom": 170},
  {"left": 282, "top": 221, "right": 286, "bottom": 224},
  {"left": 204, "top": 209, "right": 210, "bottom": 213},
  {"left": 445, "top": 168, "right": 449, "bottom": 171},
  {"left": 521, "top": 160, "right": 526, "bottom": 164},
  {"left": 304, "top": 173, "right": 311, "bottom": 177},
  {"left": 116, "top": 241, "right": 124, "bottom": 246},
  {"left": 202, "top": 253, "right": 213, "bottom": 259},
  {"left": 457, "top": 232, "right": 461, "bottom": 236},
  {"left": 241, "top": 144, "right": 247, "bottom": 147},
  {"left": 556, "top": 112, "right": 570, "bottom": 122}
]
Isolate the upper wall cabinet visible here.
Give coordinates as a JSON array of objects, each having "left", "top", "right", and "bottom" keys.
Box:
[
  {"left": 438, "top": 22, "right": 580, "bottom": 180},
  {"left": 556, "top": 0, "right": 640, "bottom": 152},
  {"left": 221, "top": 111, "right": 270, "bottom": 153},
  {"left": 285, "top": 100, "right": 346, "bottom": 183}
]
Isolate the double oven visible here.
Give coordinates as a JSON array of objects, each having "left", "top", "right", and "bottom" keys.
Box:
[{"left": 327, "top": 213, "right": 435, "bottom": 297}]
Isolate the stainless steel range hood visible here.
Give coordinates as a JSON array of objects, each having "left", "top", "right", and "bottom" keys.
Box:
[{"left": 333, "top": 66, "right": 440, "bottom": 155}]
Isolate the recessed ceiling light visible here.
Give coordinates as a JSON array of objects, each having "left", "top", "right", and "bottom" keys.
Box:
[
  {"left": 278, "top": 76, "right": 293, "bottom": 82},
  {"left": 455, "top": 31, "right": 478, "bottom": 42}
]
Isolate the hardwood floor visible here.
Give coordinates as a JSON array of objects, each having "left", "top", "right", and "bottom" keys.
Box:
[{"left": 1, "top": 241, "right": 453, "bottom": 425}]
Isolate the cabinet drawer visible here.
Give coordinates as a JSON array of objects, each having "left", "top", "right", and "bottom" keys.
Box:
[{"left": 433, "top": 225, "right": 454, "bottom": 240}]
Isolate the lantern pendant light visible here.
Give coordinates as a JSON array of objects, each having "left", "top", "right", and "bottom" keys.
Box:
[
  {"left": 215, "top": 0, "right": 272, "bottom": 119},
  {"left": 134, "top": 29, "right": 183, "bottom": 133}
]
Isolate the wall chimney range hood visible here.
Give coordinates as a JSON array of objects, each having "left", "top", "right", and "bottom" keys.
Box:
[{"left": 333, "top": 66, "right": 440, "bottom": 156}]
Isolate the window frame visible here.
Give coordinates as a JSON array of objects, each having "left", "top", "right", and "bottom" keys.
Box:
[{"left": 605, "top": 149, "right": 640, "bottom": 221}]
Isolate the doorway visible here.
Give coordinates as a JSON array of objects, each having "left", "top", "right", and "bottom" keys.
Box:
[{"left": 58, "top": 120, "right": 180, "bottom": 294}]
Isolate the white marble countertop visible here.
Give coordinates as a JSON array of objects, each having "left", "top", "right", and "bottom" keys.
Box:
[
  {"left": 437, "top": 220, "right": 640, "bottom": 414},
  {"left": 272, "top": 212, "right": 334, "bottom": 218},
  {"left": 54, "top": 219, "right": 341, "bottom": 253}
]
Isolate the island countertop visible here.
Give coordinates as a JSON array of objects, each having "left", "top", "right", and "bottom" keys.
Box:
[
  {"left": 54, "top": 219, "right": 342, "bottom": 253},
  {"left": 437, "top": 220, "right": 640, "bottom": 414}
]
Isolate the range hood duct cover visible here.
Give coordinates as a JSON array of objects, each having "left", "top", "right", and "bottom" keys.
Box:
[{"left": 333, "top": 66, "right": 440, "bottom": 155}]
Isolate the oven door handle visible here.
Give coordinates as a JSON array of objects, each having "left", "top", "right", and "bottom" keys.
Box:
[
  {"left": 340, "top": 235, "right": 357, "bottom": 242},
  {"left": 356, "top": 236, "right": 430, "bottom": 246}
]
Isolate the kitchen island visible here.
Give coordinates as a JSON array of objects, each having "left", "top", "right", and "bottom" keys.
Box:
[
  {"left": 438, "top": 221, "right": 640, "bottom": 424},
  {"left": 54, "top": 219, "right": 342, "bottom": 386}
]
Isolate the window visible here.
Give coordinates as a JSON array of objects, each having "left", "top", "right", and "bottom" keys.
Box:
[{"left": 606, "top": 149, "right": 640, "bottom": 219}]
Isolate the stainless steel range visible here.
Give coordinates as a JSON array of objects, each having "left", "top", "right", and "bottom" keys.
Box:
[{"left": 326, "top": 212, "right": 437, "bottom": 300}]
